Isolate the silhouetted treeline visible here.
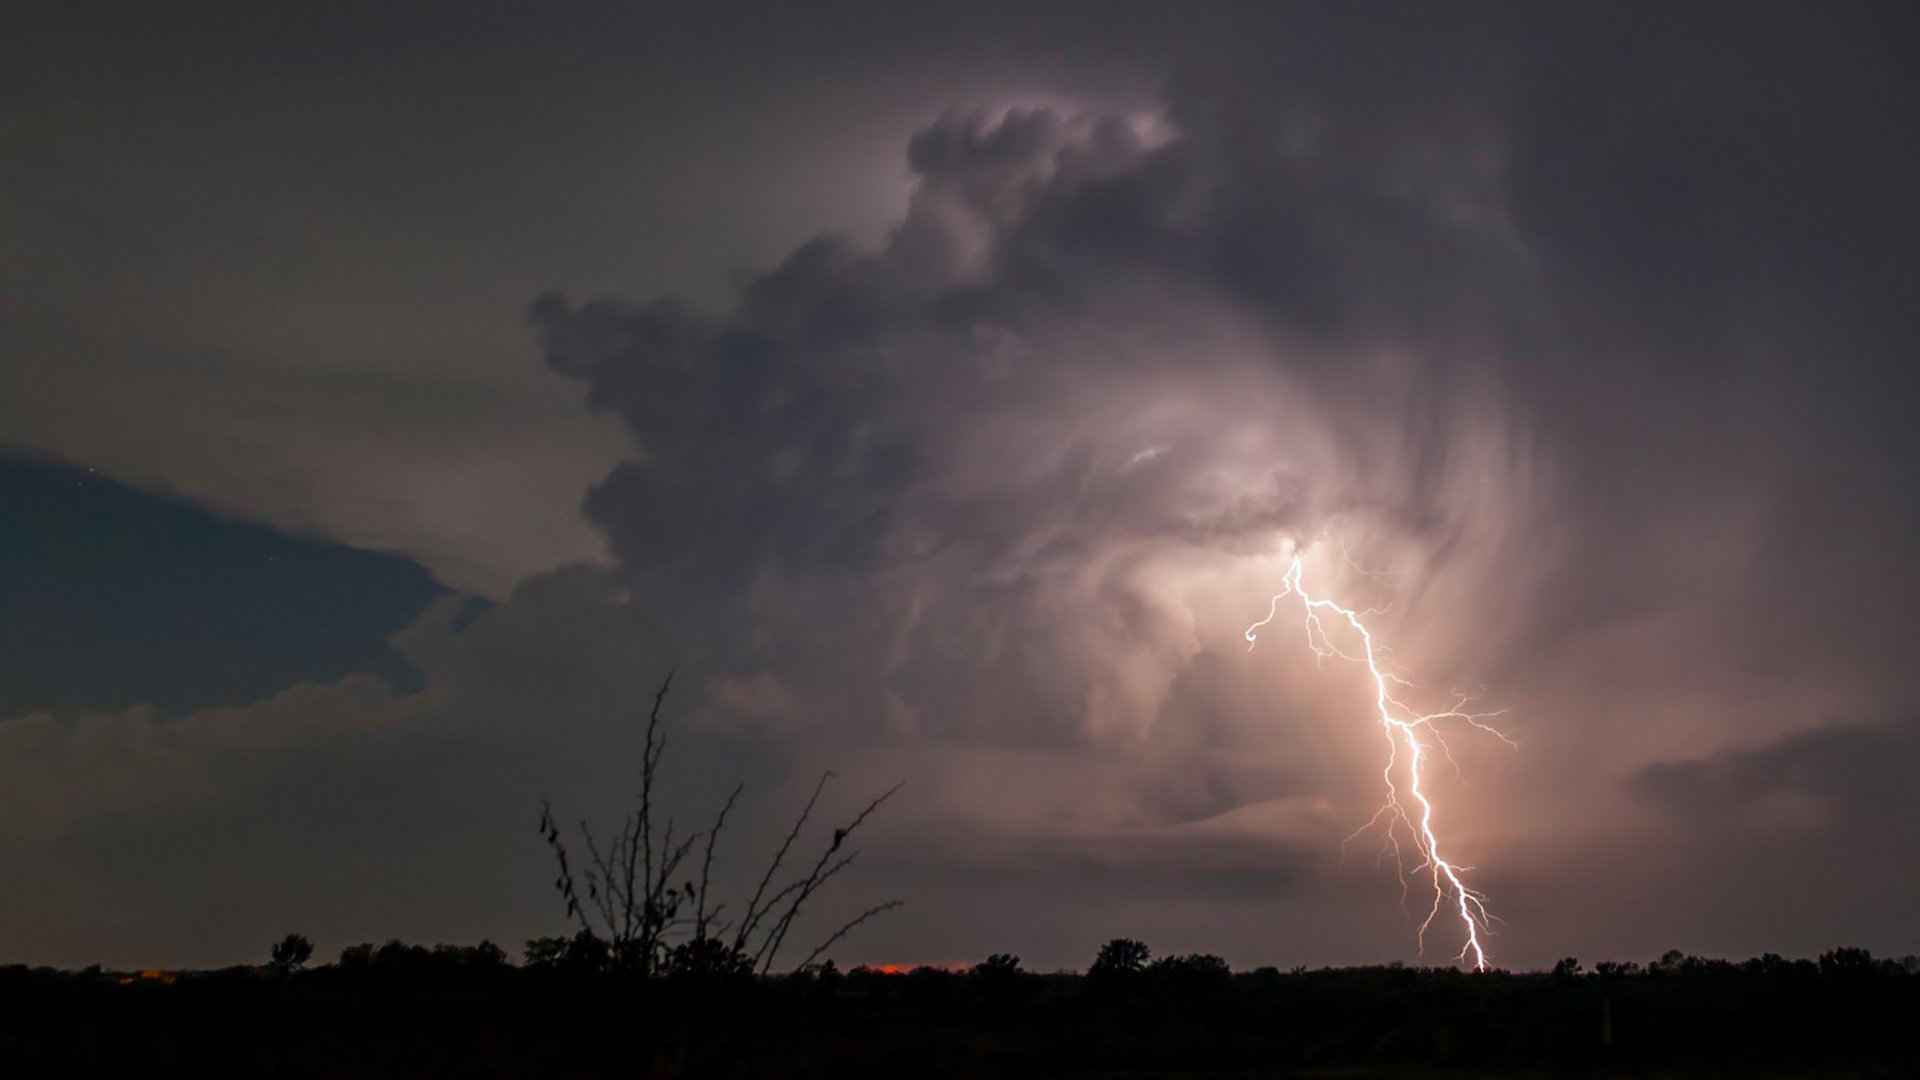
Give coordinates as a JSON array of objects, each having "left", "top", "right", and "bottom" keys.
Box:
[{"left": 3, "top": 939, "right": 1917, "bottom": 1075}]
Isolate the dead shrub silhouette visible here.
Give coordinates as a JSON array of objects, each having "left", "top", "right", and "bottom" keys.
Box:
[{"left": 537, "top": 671, "right": 902, "bottom": 976}]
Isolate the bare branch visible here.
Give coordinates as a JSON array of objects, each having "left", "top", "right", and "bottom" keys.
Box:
[
  {"left": 578, "top": 820, "right": 619, "bottom": 935},
  {"left": 796, "top": 900, "right": 905, "bottom": 973},
  {"left": 622, "top": 811, "right": 641, "bottom": 943},
  {"left": 696, "top": 783, "right": 744, "bottom": 942},
  {"left": 758, "top": 783, "right": 904, "bottom": 974},
  {"left": 637, "top": 670, "right": 673, "bottom": 963},
  {"left": 750, "top": 852, "right": 860, "bottom": 942},
  {"left": 734, "top": 771, "right": 835, "bottom": 953},
  {"left": 538, "top": 801, "right": 591, "bottom": 935},
  {"left": 538, "top": 671, "right": 901, "bottom": 979}
]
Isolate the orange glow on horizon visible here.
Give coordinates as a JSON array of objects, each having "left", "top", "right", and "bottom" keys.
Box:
[{"left": 855, "top": 962, "right": 972, "bottom": 975}]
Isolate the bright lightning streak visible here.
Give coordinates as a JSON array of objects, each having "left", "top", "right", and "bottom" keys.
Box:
[{"left": 1245, "top": 553, "right": 1511, "bottom": 971}]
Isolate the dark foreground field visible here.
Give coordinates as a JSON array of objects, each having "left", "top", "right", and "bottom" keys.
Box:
[{"left": 4, "top": 952, "right": 1916, "bottom": 1077}]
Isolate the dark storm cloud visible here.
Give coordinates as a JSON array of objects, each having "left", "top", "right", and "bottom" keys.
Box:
[
  {"left": 1632, "top": 718, "right": 1920, "bottom": 828},
  {"left": 1503, "top": 716, "right": 1920, "bottom": 963},
  {"left": 0, "top": 452, "right": 444, "bottom": 715},
  {"left": 530, "top": 96, "right": 1533, "bottom": 558}
]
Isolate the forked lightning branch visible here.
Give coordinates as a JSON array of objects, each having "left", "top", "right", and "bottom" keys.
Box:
[{"left": 1246, "top": 549, "right": 1514, "bottom": 971}]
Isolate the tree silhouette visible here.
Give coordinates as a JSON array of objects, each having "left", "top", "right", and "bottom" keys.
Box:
[
  {"left": 972, "top": 953, "right": 1022, "bottom": 979},
  {"left": 1649, "top": 949, "right": 1686, "bottom": 975},
  {"left": 667, "top": 934, "right": 755, "bottom": 979},
  {"left": 1090, "top": 938, "right": 1150, "bottom": 978},
  {"left": 522, "top": 929, "right": 610, "bottom": 973},
  {"left": 1151, "top": 952, "right": 1230, "bottom": 982},
  {"left": 1819, "top": 946, "right": 1876, "bottom": 977},
  {"left": 269, "top": 933, "right": 312, "bottom": 973}
]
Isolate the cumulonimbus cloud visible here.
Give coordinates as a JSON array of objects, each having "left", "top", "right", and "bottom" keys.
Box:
[{"left": 531, "top": 90, "right": 1546, "bottom": 750}]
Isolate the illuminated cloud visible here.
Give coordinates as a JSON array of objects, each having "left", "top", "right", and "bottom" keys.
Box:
[{"left": 532, "top": 90, "right": 1543, "bottom": 750}]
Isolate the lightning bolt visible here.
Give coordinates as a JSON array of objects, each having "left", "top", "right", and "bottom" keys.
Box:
[{"left": 1245, "top": 551, "right": 1511, "bottom": 971}]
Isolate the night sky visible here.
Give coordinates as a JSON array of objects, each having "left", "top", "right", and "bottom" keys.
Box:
[{"left": 5, "top": 2, "right": 1917, "bottom": 972}]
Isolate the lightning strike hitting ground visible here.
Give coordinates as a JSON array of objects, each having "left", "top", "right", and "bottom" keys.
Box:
[{"left": 1246, "top": 552, "right": 1512, "bottom": 971}]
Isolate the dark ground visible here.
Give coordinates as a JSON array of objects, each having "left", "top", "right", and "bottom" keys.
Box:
[{"left": 4, "top": 950, "right": 1916, "bottom": 1076}]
